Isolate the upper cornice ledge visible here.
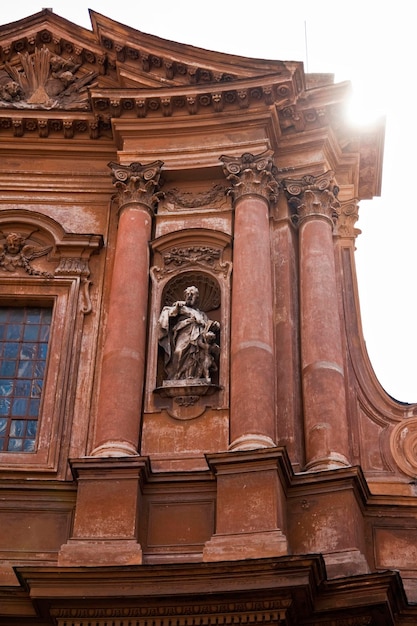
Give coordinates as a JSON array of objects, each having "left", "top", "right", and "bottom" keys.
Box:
[{"left": 90, "top": 73, "right": 302, "bottom": 119}]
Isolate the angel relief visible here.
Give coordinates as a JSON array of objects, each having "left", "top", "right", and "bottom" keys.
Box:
[
  {"left": 0, "top": 46, "right": 97, "bottom": 110},
  {"left": 0, "top": 232, "right": 53, "bottom": 278}
]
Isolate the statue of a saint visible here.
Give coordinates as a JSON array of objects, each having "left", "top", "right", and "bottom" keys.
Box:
[{"left": 158, "top": 286, "right": 220, "bottom": 382}]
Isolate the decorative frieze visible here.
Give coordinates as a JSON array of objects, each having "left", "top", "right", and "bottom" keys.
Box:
[{"left": 163, "top": 184, "right": 226, "bottom": 209}]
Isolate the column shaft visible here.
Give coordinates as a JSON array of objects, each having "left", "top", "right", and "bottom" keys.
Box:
[
  {"left": 230, "top": 194, "right": 276, "bottom": 449},
  {"left": 92, "top": 160, "right": 163, "bottom": 457},
  {"left": 283, "top": 173, "right": 350, "bottom": 470},
  {"left": 221, "top": 152, "right": 278, "bottom": 451}
]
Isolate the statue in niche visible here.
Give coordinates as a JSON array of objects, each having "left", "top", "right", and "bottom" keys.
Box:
[{"left": 158, "top": 285, "right": 220, "bottom": 382}]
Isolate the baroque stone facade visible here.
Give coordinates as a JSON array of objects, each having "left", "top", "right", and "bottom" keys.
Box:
[{"left": 0, "top": 8, "right": 416, "bottom": 626}]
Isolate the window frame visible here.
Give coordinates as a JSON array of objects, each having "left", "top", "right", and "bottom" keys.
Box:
[{"left": 0, "top": 278, "right": 78, "bottom": 471}]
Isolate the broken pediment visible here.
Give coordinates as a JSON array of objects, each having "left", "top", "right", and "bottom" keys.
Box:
[
  {"left": 0, "top": 8, "right": 384, "bottom": 200},
  {"left": 0, "top": 8, "right": 305, "bottom": 111}
]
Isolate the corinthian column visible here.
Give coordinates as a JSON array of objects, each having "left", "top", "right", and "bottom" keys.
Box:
[
  {"left": 221, "top": 151, "right": 279, "bottom": 451},
  {"left": 92, "top": 160, "right": 164, "bottom": 457},
  {"left": 282, "top": 172, "right": 350, "bottom": 470}
]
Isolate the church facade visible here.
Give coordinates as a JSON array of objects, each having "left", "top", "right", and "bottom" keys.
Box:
[{"left": 0, "top": 9, "right": 417, "bottom": 625}]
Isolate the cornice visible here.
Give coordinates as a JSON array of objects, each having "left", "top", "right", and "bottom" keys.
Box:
[
  {"left": 0, "top": 11, "right": 384, "bottom": 200},
  {"left": 89, "top": 72, "right": 299, "bottom": 119}
]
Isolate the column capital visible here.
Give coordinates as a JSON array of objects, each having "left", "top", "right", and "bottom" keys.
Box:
[
  {"left": 281, "top": 171, "right": 340, "bottom": 225},
  {"left": 108, "top": 160, "right": 164, "bottom": 213},
  {"left": 334, "top": 199, "right": 361, "bottom": 240},
  {"left": 220, "top": 151, "right": 280, "bottom": 205}
]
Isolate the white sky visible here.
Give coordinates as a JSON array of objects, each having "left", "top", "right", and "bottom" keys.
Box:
[{"left": 2, "top": 1, "right": 416, "bottom": 402}]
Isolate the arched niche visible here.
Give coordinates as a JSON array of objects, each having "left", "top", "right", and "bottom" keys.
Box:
[{"left": 145, "top": 228, "right": 232, "bottom": 416}]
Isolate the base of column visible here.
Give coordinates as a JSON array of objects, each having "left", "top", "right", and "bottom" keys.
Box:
[
  {"left": 90, "top": 440, "right": 139, "bottom": 457},
  {"left": 203, "top": 530, "right": 288, "bottom": 562},
  {"left": 323, "top": 549, "right": 370, "bottom": 579},
  {"left": 229, "top": 434, "right": 276, "bottom": 451},
  {"left": 304, "top": 452, "right": 350, "bottom": 472},
  {"left": 58, "top": 539, "right": 143, "bottom": 566}
]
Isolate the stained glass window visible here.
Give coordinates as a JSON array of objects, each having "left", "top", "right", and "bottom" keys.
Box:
[{"left": 0, "top": 306, "right": 52, "bottom": 452}]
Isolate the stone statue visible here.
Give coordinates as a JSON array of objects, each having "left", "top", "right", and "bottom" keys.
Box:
[
  {"left": 158, "top": 286, "right": 220, "bottom": 382},
  {"left": 0, "top": 232, "right": 53, "bottom": 277}
]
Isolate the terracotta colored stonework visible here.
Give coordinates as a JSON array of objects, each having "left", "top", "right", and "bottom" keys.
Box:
[{"left": 0, "top": 8, "right": 416, "bottom": 625}]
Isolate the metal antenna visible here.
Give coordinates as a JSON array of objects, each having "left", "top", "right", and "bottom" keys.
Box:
[{"left": 304, "top": 20, "right": 309, "bottom": 74}]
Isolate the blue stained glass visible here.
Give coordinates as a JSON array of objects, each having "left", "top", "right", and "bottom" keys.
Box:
[
  {"left": 34, "top": 362, "right": 45, "bottom": 377},
  {"left": 6, "top": 324, "right": 22, "bottom": 340},
  {"left": 29, "top": 399, "right": 40, "bottom": 416},
  {"left": 20, "top": 343, "right": 36, "bottom": 359},
  {"left": 10, "top": 419, "right": 25, "bottom": 436},
  {"left": 38, "top": 343, "right": 48, "bottom": 358},
  {"left": 4, "top": 342, "right": 19, "bottom": 358},
  {"left": 7, "top": 438, "right": 23, "bottom": 451},
  {"left": 27, "top": 420, "right": 37, "bottom": 437},
  {"left": 40, "top": 325, "right": 50, "bottom": 341},
  {"left": 17, "top": 361, "right": 34, "bottom": 378},
  {"left": 41, "top": 309, "right": 52, "bottom": 322},
  {"left": 11, "top": 398, "right": 28, "bottom": 416},
  {"left": 0, "top": 380, "right": 13, "bottom": 396},
  {"left": 0, "top": 305, "right": 52, "bottom": 453},
  {"left": 23, "top": 325, "right": 40, "bottom": 341},
  {"left": 10, "top": 309, "right": 24, "bottom": 322},
  {"left": 23, "top": 439, "right": 36, "bottom": 452},
  {"left": 31, "top": 380, "right": 43, "bottom": 398},
  {"left": 0, "top": 361, "right": 16, "bottom": 376},
  {"left": 26, "top": 309, "right": 42, "bottom": 322},
  {"left": 0, "top": 398, "right": 11, "bottom": 415},
  {"left": 15, "top": 380, "right": 30, "bottom": 396}
]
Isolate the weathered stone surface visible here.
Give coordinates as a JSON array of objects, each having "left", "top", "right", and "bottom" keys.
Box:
[{"left": 1, "top": 7, "right": 417, "bottom": 625}]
